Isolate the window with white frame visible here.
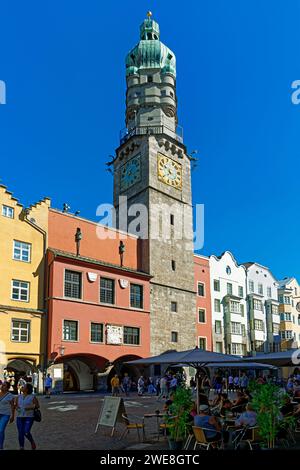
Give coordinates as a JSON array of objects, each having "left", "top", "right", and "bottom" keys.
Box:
[
  {"left": 198, "top": 309, "right": 206, "bottom": 323},
  {"left": 280, "top": 312, "right": 291, "bottom": 322},
  {"left": 90, "top": 323, "right": 103, "bottom": 343},
  {"left": 231, "top": 322, "right": 242, "bottom": 335},
  {"left": 238, "top": 286, "right": 244, "bottom": 297},
  {"left": 214, "top": 299, "right": 221, "bottom": 312},
  {"left": 11, "top": 280, "right": 30, "bottom": 302},
  {"left": 230, "top": 301, "right": 240, "bottom": 313},
  {"left": 215, "top": 342, "right": 223, "bottom": 353},
  {"left": 100, "top": 277, "right": 115, "bottom": 304},
  {"left": 11, "top": 319, "right": 30, "bottom": 342},
  {"left": 278, "top": 294, "right": 284, "bottom": 303},
  {"left": 272, "top": 305, "right": 279, "bottom": 315},
  {"left": 280, "top": 330, "right": 293, "bottom": 340},
  {"left": 215, "top": 320, "right": 222, "bottom": 334},
  {"left": 198, "top": 282, "right": 205, "bottom": 296},
  {"left": 231, "top": 343, "right": 242, "bottom": 355},
  {"left": 241, "top": 324, "right": 246, "bottom": 337},
  {"left": 249, "top": 280, "right": 254, "bottom": 293},
  {"left": 267, "top": 287, "right": 272, "bottom": 298},
  {"left": 64, "top": 270, "right": 82, "bottom": 299},
  {"left": 284, "top": 296, "right": 291, "bottom": 305},
  {"left": 13, "top": 241, "right": 31, "bottom": 262},
  {"left": 254, "top": 319, "right": 264, "bottom": 331},
  {"left": 253, "top": 299, "right": 263, "bottom": 311},
  {"left": 272, "top": 323, "right": 280, "bottom": 335},
  {"left": 254, "top": 341, "right": 264, "bottom": 352},
  {"left": 213, "top": 280, "right": 220, "bottom": 292},
  {"left": 198, "top": 337, "right": 206, "bottom": 350},
  {"left": 2, "top": 205, "right": 14, "bottom": 218},
  {"left": 124, "top": 326, "right": 140, "bottom": 345},
  {"left": 227, "top": 283, "right": 233, "bottom": 295},
  {"left": 63, "top": 320, "right": 78, "bottom": 341},
  {"left": 258, "top": 283, "right": 263, "bottom": 295},
  {"left": 130, "top": 284, "right": 143, "bottom": 309}
]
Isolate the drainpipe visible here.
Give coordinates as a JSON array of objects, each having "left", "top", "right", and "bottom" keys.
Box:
[{"left": 22, "top": 209, "right": 48, "bottom": 388}]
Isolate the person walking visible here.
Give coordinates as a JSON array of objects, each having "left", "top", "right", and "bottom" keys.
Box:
[
  {"left": 122, "top": 373, "right": 131, "bottom": 397},
  {"left": 137, "top": 376, "right": 145, "bottom": 396},
  {"left": 32, "top": 372, "right": 38, "bottom": 395},
  {"left": 228, "top": 375, "right": 234, "bottom": 392},
  {"left": 0, "top": 381, "right": 15, "bottom": 450},
  {"left": 17, "top": 376, "right": 27, "bottom": 395},
  {"left": 44, "top": 374, "right": 53, "bottom": 398},
  {"left": 157, "top": 375, "right": 168, "bottom": 400},
  {"left": 111, "top": 374, "right": 120, "bottom": 396},
  {"left": 240, "top": 373, "right": 249, "bottom": 393},
  {"left": 15, "top": 383, "right": 39, "bottom": 450}
]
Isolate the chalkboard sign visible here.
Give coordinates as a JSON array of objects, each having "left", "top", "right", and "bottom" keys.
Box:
[{"left": 95, "top": 396, "right": 126, "bottom": 436}]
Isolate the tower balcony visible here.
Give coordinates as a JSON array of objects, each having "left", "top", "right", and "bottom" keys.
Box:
[{"left": 119, "top": 124, "right": 183, "bottom": 146}]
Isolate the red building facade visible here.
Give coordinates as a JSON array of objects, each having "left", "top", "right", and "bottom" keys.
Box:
[
  {"left": 46, "top": 210, "right": 151, "bottom": 391},
  {"left": 194, "top": 255, "right": 213, "bottom": 351}
]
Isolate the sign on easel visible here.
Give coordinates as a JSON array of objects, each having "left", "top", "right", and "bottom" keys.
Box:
[{"left": 95, "top": 396, "right": 126, "bottom": 436}]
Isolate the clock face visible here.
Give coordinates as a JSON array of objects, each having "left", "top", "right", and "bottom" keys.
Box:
[
  {"left": 157, "top": 153, "right": 182, "bottom": 190},
  {"left": 120, "top": 155, "right": 141, "bottom": 191}
]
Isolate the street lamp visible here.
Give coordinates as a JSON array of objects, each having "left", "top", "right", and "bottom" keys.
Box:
[
  {"left": 59, "top": 345, "right": 65, "bottom": 357},
  {"left": 53, "top": 344, "right": 66, "bottom": 357}
]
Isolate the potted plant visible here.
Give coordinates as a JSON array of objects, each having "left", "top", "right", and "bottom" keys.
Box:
[
  {"left": 250, "top": 382, "right": 295, "bottom": 449},
  {"left": 165, "top": 386, "right": 193, "bottom": 450}
]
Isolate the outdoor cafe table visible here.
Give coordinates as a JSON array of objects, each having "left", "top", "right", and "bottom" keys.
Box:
[{"left": 143, "top": 413, "right": 165, "bottom": 441}]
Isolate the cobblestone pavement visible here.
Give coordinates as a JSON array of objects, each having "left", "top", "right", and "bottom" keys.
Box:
[{"left": 4, "top": 393, "right": 170, "bottom": 450}]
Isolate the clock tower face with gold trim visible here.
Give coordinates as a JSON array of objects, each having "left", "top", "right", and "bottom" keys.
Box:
[{"left": 157, "top": 153, "right": 182, "bottom": 190}]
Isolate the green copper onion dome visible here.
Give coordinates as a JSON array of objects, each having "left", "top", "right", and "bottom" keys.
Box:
[{"left": 126, "top": 14, "right": 176, "bottom": 78}]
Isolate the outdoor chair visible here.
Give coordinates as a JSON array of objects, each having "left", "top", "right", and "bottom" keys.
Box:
[
  {"left": 120, "top": 413, "right": 145, "bottom": 442},
  {"left": 192, "top": 426, "right": 222, "bottom": 450},
  {"left": 236, "top": 426, "right": 261, "bottom": 450},
  {"left": 159, "top": 414, "right": 177, "bottom": 438}
]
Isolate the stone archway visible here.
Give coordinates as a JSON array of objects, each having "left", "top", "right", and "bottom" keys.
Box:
[
  {"left": 107, "top": 354, "right": 143, "bottom": 392},
  {"left": 53, "top": 354, "right": 109, "bottom": 392},
  {"left": 6, "top": 358, "right": 36, "bottom": 393}
]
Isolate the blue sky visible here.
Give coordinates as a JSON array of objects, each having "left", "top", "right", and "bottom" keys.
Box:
[{"left": 0, "top": 0, "right": 300, "bottom": 280}]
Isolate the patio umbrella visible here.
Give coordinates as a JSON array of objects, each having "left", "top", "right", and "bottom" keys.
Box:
[
  {"left": 126, "top": 348, "right": 241, "bottom": 412},
  {"left": 243, "top": 350, "right": 300, "bottom": 368},
  {"left": 206, "top": 362, "right": 277, "bottom": 370}
]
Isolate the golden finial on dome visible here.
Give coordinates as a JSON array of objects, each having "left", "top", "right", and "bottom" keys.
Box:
[{"left": 147, "top": 11, "right": 152, "bottom": 18}]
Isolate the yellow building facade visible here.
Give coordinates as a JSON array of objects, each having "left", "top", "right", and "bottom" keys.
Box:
[
  {"left": 0, "top": 185, "right": 50, "bottom": 390},
  {"left": 278, "top": 277, "right": 300, "bottom": 350}
]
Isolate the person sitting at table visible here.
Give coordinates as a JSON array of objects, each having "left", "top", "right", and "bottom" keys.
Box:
[
  {"left": 286, "top": 376, "right": 294, "bottom": 395},
  {"left": 280, "top": 396, "right": 295, "bottom": 416},
  {"left": 198, "top": 389, "right": 209, "bottom": 406},
  {"left": 293, "top": 381, "right": 300, "bottom": 398},
  {"left": 220, "top": 399, "right": 233, "bottom": 417},
  {"left": 232, "top": 391, "right": 248, "bottom": 411},
  {"left": 234, "top": 403, "right": 257, "bottom": 428},
  {"left": 211, "top": 391, "right": 227, "bottom": 407},
  {"left": 194, "top": 404, "right": 222, "bottom": 443}
]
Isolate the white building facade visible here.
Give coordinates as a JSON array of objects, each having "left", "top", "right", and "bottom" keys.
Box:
[
  {"left": 209, "top": 252, "right": 248, "bottom": 356},
  {"left": 243, "top": 263, "right": 280, "bottom": 353}
]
